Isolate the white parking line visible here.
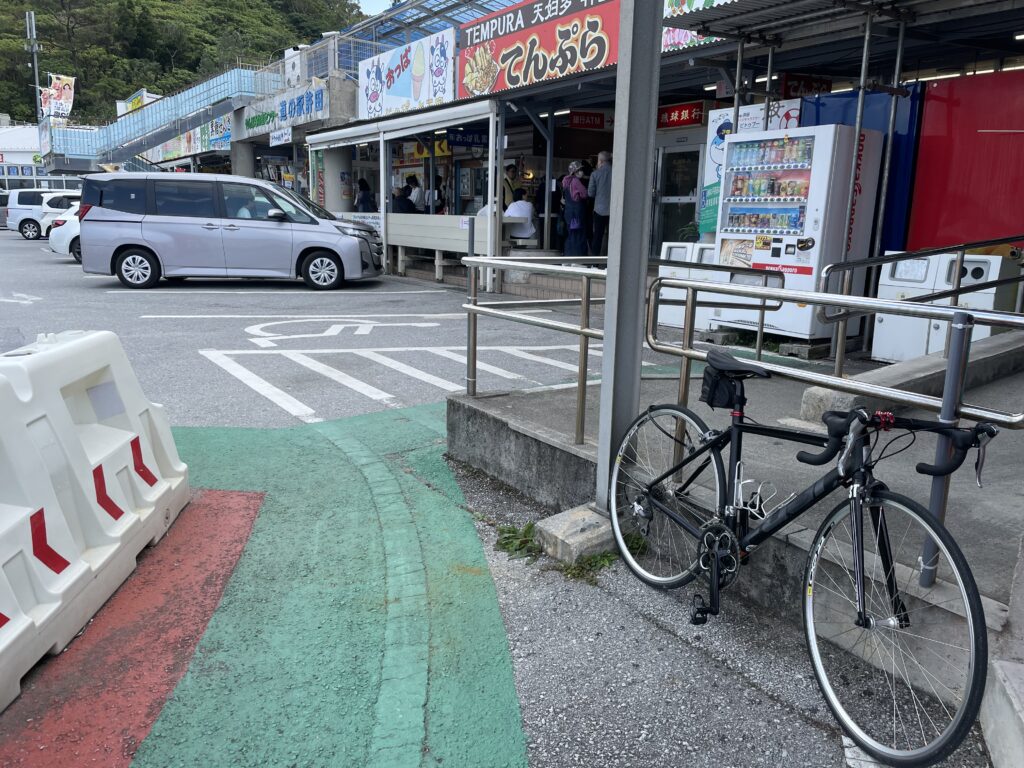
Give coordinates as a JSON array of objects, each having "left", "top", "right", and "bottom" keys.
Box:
[
  {"left": 198, "top": 350, "right": 322, "bottom": 423},
  {"left": 351, "top": 350, "right": 463, "bottom": 392},
  {"left": 428, "top": 348, "right": 524, "bottom": 380},
  {"left": 497, "top": 347, "right": 583, "bottom": 372},
  {"left": 280, "top": 352, "right": 396, "bottom": 405}
]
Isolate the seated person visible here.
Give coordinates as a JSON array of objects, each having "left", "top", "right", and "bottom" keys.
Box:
[
  {"left": 391, "top": 186, "right": 417, "bottom": 214},
  {"left": 476, "top": 202, "right": 493, "bottom": 218},
  {"left": 504, "top": 188, "right": 537, "bottom": 239}
]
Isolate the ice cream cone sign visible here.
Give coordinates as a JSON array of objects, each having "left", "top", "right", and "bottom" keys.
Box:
[{"left": 412, "top": 43, "right": 426, "bottom": 102}]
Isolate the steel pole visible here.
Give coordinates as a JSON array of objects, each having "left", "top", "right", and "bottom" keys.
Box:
[
  {"left": 26, "top": 12, "right": 42, "bottom": 122},
  {"left": 762, "top": 46, "right": 775, "bottom": 131},
  {"left": 595, "top": 0, "right": 663, "bottom": 513},
  {"left": 732, "top": 38, "right": 745, "bottom": 131},
  {"left": 870, "top": 20, "right": 905, "bottom": 262},
  {"left": 544, "top": 113, "right": 554, "bottom": 250},
  {"left": 466, "top": 218, "right": 478, "bottom": 396},
  {"left": 575, "top": 275, "right": 592, "bottom": 444},
  {"left": 943, "top": 248, "right": 966, "bottom": 358},
  {"left": 833, "top": 12, "right": 873, "bottom": 377},
  {"left": 920, "top": 311, "right": 973, "bottom": 588},
  {"left": 677, "top": 287, "right": 697, "bottom": 408}
]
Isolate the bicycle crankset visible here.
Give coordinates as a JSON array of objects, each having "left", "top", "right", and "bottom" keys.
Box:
[{"left": 697, "top": 522, "right": 740, "bottom": 590}]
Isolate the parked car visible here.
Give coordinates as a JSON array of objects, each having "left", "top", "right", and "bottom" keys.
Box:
[
  {"left": 0, "top": 191, "right": 9, "bottom": 229},
  {"left": 48, "top": 202, "right": 82, "bottom": 262},
  {"left": 6, "top": 188, "right": 81, "bottom": 240},
  {"left": 80, "top": 173, "right": 383, "bottom": 289}
]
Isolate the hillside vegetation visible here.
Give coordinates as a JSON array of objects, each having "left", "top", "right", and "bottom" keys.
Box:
[{"left": 0, "top": 0, "right": 363, "bottom": 123}]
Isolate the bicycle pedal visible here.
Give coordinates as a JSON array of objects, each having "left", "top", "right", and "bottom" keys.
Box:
[{"left": 690, "top": 594, "right": 708, "bottom": 626}]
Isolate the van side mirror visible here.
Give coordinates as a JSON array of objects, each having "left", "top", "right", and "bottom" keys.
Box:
[{"left": 267, "top": 208, "right": 287, "bottom": 221}]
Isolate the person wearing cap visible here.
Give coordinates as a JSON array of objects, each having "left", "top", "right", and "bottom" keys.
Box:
[
  {"left": 561, "top": 160, "right": 589, "bottom": 256},
  {"left": 502, "top": 163, "right": 518, "bottom": 209}
]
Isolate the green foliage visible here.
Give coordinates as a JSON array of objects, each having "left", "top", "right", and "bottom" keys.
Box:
[
  {"left": 554, "top": 551, "right": 618, "bottom": 585},
  {"left": 0, "top": 0, "right": 364, "bottom": 123},
  {"left": 495, "top": 522, "right": 543, "bottom": 564}
]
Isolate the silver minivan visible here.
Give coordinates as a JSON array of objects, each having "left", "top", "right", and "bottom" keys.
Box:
[{"left": 80, "top": 173, "right": 382, "bottom": 289}]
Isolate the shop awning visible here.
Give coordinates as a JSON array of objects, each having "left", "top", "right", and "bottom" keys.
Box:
[{"left": 308, "top": 99, "right": 498, "bottom": 150}]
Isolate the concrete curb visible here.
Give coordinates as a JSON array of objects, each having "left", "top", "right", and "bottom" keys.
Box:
[
  {"left": 800, "top": 330, "right": 1024, "bottom": 422},
  {"left": 534, "top": 504, "right": 615, "bottom": 564},
  {"left": 980, "top": 660, "right": 1024, "bottom": 768}
]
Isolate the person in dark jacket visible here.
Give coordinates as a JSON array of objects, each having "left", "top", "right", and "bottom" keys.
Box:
[
  {"left": 562, "top": 161, "right": 589, "bottom": 256},
  {"left": 356, "top": 178, "right": 377, "bottom": 212},
  {"left": 391, "top": 186, "right": 417, "bottom": 214}
]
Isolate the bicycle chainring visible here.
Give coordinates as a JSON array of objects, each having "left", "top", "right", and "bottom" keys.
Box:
[{"left": 697, "top": 521, "right": 741, "bottom": 590}]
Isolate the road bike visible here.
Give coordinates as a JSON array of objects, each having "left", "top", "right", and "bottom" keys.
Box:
[{"left": 609, "top": 348, "right": 997, "bottom": 767}]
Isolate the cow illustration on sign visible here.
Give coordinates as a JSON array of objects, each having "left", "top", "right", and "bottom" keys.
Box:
[
  {"left": 430, "top": 34, "right": 449, "bottom": 98},
  {"left": 364, "top": 60, "right": 385, "bottom": 118}
]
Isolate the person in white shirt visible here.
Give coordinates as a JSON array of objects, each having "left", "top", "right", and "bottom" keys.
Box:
[
  {"left": 405, "top": 174, "right": 425, "bottom": 211},
  {"left": 504, "top": 188, "right": 536, "bottom": 239}
]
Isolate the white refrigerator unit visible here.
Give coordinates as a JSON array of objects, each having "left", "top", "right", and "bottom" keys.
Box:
[{"left": 710, "top": 124, "right": 883, "bottom": 340}]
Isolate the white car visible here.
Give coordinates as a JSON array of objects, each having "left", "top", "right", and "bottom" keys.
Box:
[
  {"left": 48, "top": 203, "right": 82, "bottom": 262},
  {"left": 7, "top": 189, "right": 81, "bottom": 240}
]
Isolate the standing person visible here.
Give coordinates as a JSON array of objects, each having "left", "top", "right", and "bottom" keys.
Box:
[
  {"left": 588, "top": 150, "right": 612, "bottom": 255},
  {"left": 392, "top": 186, "right": 416, "bottom": 214},
  {"left": 405, "top": 174, "right": 425, "bottom": 211},
  {"left": 431, "top": 174, "right": 446, "bottom": 214},
  {"left": 561, "top": 161, "right": 589, "bottom": 256},
  {"left": 502, "top": 163, "right": 517, "bottom": 209},
  {"left": 356, "top": 178, "right": 377, "bottom": 212}
]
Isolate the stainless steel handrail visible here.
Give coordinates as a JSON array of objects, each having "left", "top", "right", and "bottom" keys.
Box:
[
  {"left": 646, "top": 277, "right": 1024, "bottom": 429},
  {"left": 462, "top": 256, "right": 786, "bottom": 444}
]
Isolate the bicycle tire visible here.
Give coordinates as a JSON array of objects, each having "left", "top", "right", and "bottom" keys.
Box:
[
  {"left": 610, "top": 405, "right": 726, "bottom": 589},
  {"left": 803, "top": 490, "right": 986, "bottom": 767}
]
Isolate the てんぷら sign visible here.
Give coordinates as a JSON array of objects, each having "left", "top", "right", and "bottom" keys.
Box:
[{"left": 458, "top": 0, "right": 619, "bottom": 99}]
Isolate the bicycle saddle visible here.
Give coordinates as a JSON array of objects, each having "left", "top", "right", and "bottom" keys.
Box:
[{"left": 705, "top": 348, "right": 770, "bottom": 379}]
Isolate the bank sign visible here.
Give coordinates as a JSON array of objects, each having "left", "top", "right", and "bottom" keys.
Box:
[
  {"left": 458, "top": 0, "right": 620, "bottom": 99},
  {"left": 243, "top": 79, "right": 329, "bottom": 137},
  {"left": 359, "top": 28, "right": 456, "bottom": 120}
]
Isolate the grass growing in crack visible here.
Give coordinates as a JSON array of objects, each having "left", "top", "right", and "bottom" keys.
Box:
[
  {"left": 622, "top": 531, "right": 649, "bottom": 557},
  {"left": 553, "top": 552, "right": 619, "bottom": 585},
  {"left": 495, "top": 522, "right": 543, "bottom": 564}
]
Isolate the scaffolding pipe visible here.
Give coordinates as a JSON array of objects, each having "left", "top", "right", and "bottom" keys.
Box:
[
  {"left": 732, "top": 37, "right": 745, "bottom": 131},
  {"left": 762, "top": 46, "right": 775, "bottom": 130},
  {"left": 833, "top": 11, "right": 873, "bottom": 377},
  {"left": 871, "top": 20, "right": 906, "bottom": 262}
]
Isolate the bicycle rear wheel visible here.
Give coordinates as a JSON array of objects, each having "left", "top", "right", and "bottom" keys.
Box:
[
  {"left": 804, "top": 490, "right": 986, "bottom": 767},
  {"left": 610, "top": 405, "right": 725, "bottom": 589}
]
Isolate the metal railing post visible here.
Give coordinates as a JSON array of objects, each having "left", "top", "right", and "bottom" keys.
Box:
[
  {"left": 575, "top": 275, "right": 592, "bottom": 444},
  {"left": 944, "top": 248, "right": 966, "bottom": 358},
  {"left": 921, "top": 310, "right": 973, "bottom": 588},
  {"left": 677, "top": 287, "right": 698, "bottom": 408},
  {"left": 756, "top": 272, "right": 768, "bottom": 361},
  {"left": 466, "top": 219, "right": 478, "bottom": 396}
]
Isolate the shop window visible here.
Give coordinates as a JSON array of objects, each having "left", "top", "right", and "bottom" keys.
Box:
[{"left": 153, "top": 181, "right": 215, "bottom": 217}]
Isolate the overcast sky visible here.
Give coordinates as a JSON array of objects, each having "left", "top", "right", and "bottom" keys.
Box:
[{"left": 359, "top": 0, "right": 393, "bottom": 15}]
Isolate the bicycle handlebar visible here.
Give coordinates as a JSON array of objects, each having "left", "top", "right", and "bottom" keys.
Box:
[{"left": 795, "top": 410, "right": 999, "bottom": 478}]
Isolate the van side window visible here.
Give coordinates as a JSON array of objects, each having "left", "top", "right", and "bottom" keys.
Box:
[
  {"left": 222, "top": 183, "right": 276, "bottom": 220},
  {"left": 153, "top": 181, "right": 216, "bottom": 217},
  {"left": 19, "top": 192, "right": 44, "bottom": 206},
  {"left": 82, "top": 179, "right": 146, "bottom": 214}
]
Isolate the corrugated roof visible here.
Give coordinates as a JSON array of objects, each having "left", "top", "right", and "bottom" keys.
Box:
[{"left": 340, "top": 0, "right": 524, "bottom": 48}]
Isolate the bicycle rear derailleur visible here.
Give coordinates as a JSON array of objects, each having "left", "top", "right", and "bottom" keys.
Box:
[{"left": 690, "top": 522, "right": 740, "bottom": 626}]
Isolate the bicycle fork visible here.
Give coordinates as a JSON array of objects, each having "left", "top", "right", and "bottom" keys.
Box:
[{"left": 849, "top": 487, "right": 910, "bottom": 630}]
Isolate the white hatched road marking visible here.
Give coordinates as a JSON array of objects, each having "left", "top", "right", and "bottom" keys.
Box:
[
  {"left": 350, "top": 350, "right": 463, "bottom": 392},
  {"left": 198, "top": 344, "right": 591, "bottom": 422},
  {"left": 280, "top": 352, "right": 396, "bottom": 405},
  {"left": 427, "top": 348, "right": 526, "bottom": 381},
  {"left": 199, "top": 350, "right": 322, "bottom": 424},
  {"left": 0, "top": 292, "right": 43, "bottom": 305}
]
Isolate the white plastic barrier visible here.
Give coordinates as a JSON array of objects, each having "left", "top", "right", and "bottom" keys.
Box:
[{"left": 0, "top": 330, "right": 189, "bottom": 711}]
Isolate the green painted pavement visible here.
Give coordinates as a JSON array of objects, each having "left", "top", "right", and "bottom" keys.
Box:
[{"left": 132, "top": 403, "right": 527, "bottom": 768}]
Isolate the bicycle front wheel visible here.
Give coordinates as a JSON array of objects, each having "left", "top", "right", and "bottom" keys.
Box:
[
  {"left": 804, "top": 490, "right": 986, "bottom": 767},
  {"left": 610, "top": 405, "right": 726, "bottom": 589}
]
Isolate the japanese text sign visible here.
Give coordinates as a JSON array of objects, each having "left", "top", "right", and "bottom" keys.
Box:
[
  {"left": 656, "top": 101, "right": 709, "bottom": 129},
  {"left": 458, "top": 0, "right": 620, "bottom": 99}
]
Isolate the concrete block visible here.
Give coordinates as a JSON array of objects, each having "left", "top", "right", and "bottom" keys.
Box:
[
  {"left": 981, "top": 660, "right": 1024, "bottom": 768},
  {"left": 534, "top": 504, "right": 614, "bottom": 564},
  {"left": 778, "top": 341, "right": 831, "bottom": 360},
  {"left": 694, "top": 330, "right": 740, "bottom": 346},
  {"left": 800, "top": 329, "right": 1024, "bottom": 422}
]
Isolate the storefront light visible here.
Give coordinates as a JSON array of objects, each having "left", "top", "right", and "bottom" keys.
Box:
[
  {"left": 1015, "top": 33, "right": 1024, "bottom": 40},
  {"left": 553, "top": 109, "right": 571, "bottom": 116},
  {"left": 703, "top": 84, "right": 717, "bottom": 91}
]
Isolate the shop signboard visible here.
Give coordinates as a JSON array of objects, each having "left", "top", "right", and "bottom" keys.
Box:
[
  {"left": 446, "top": 130, "right": 489, "bottom": 148},
  {"left": 779, "top": 73, "right": 833, "bottom": 99},
  {"left": 359, "top": 28, "right": 456, "bottom": 120},
  {"left": 457, "top": 0, "right": 620, "bottom": 99},
  {"left": 143, "top": 114, "right": 233, "bottom": 163},
  {"left": 569, "top": 111, "right": 607, "bottom": 130},
  {"left": 656, "top": 100, "right": 710, "bottom": 129},
  {"left": 270, "top": 126, "right": 293, "bottom": 147},
  {"left": 243, "top": 79, "right": 329, "bottom": 138},
  {"left": 698, "top": 99, "right": 801, "bottom": 236}
]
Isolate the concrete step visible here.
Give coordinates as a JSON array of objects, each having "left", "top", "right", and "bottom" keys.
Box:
[{"left": 981, "top": 660, "right": 1024, "bottom": 768}]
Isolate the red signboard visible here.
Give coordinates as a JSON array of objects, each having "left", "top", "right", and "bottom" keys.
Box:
[
  {"left": 656, "top": 100, "right": 708, "bottom": 129},
  {"left": 458, "top": 0, "right": 620, "bottom": 99},
  {"left": 569, "top": 110, "right": 606, "bottom": 130},
  {"left": 778, "top": 73, "right": 833, "bottom": 99}
]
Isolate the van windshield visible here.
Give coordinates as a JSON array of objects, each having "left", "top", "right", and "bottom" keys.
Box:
[{"left": 275, "top": 185, "right": 336, "bottom": 221}]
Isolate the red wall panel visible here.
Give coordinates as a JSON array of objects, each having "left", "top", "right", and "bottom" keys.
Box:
[{"left": 906, "top": 70, "right": 1024, "bottom": 249}]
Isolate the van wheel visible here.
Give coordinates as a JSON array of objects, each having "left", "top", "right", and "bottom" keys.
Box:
[
  {"left": 301, "top": 251, "right": 344, "bottom": 290},
  {"left": 116, "top": 249, "right": 161, "bottom": 289},
  {"left": 19, "top": 220, "right": 40, "bottom": 240},
  {"left": 71, "top": 238, "right": 82, "bottom": 263}
]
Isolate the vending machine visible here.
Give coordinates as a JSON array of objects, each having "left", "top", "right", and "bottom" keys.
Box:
[{"left": 710, "top": 124, "right": 883, "bottom": 340}]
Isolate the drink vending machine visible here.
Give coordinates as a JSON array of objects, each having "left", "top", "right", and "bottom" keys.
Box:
[{"left": 709, "top": 124, "right": 883, "bottom": 340}]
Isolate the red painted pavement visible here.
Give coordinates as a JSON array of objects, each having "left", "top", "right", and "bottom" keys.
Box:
[{"left": 0, "top": 489, "right": 263, "bottom": 767}]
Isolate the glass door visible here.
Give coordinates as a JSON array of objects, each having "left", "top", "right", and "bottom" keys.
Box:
[{"left": 653, "top": 146, "right": 701, "bottom": 257}]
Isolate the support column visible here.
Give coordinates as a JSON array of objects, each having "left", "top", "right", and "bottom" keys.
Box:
[
  {"left": 230, "top": 141, "right": 256, "bottom": 178},
  {"left": 323, "top": 147, "right": 353, "bottom": 212},
  {"left": 594, "top": 0, "right": 663, "bottom": 512}
]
